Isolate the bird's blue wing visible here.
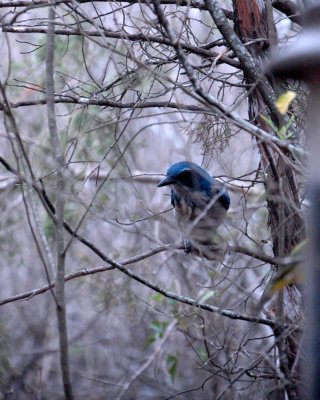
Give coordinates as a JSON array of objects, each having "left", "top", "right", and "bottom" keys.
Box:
[
  {"left": 211, "top": 181, "right": 230, "bottom": 210},
  {"left": 219, "top": 191, "right": 230, "bottom": 210}
]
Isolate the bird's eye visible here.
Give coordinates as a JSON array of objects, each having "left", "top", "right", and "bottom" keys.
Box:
[{"left": 177, "top": 170, "right": 193, "bottom": 186}]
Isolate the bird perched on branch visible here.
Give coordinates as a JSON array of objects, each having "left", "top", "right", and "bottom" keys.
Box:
[{"left": 157, "top": 161, "right": 230, "bottom": 259}]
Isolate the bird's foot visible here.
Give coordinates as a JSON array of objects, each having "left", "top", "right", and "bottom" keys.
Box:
[
  {"left": 183, "top": 238, "right": 192, "bottom": 255},
  {"left": 182, "top": 239, "right": 201, "bottom": 257},
  {"left": 181, "top": 239, "right": 226, "bottom": 261}
]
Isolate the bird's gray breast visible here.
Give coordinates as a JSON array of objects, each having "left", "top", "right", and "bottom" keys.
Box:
[{"left": 172, "top": 185, "right": 227, "bottom": 243}]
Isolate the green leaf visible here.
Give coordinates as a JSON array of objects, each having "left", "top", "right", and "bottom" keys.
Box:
[
  {"left": 260, "top": 114, "right": 277, "bottom": 130},
  {"left": 198, "top": 290, "right": 215, "bottom": 304},
  {"left": 146, "top": 320, "right": 169, "bottom": 347},
  {"left": 197, "top": 346, "right": 209, "bottom": 363},
  {"left": 166, "top": 354, "right": 179, "bottom": 383},
  {"left": 151, "top": 293, "right": 164, "bottom": 302},
  {"left": 146, "top": 335, "right": 156, "bottom": 347},
  {"left": 276, "top": 116, "right": 295, "bottom": 140},
  {"left": 150, "top": 320, "right": 169, "bottom": 336}
]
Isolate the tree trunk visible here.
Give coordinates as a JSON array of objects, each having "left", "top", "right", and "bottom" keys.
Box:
[{"left": 232, "top": 1, "right": 305, "bottom": 398}]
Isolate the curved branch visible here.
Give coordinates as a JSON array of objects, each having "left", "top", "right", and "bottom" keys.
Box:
[{"left": 0, "top": 248, "right": 275, "bottom": 328}]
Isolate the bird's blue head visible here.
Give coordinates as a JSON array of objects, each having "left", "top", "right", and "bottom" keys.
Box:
[{"left": 157, "top": 161, "right": 213, "bottom": 195}]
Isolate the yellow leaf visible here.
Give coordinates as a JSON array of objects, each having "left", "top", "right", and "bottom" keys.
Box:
[{"left": 275, "top": 91, "right": 296, "bottom": 114}]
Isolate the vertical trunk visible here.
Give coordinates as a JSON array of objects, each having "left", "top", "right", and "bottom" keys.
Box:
[{"left": 232, "top": 1, "right": 305, "bottom": 398}]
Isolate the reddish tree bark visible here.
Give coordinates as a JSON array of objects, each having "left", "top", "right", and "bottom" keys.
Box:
[{"left": 232, "top": 1, "right": 304, "bottom": 399}]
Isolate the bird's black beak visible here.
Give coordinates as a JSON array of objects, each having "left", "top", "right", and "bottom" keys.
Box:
[{"left": 157, "top": 176, "right": 175, "bottom": 187}]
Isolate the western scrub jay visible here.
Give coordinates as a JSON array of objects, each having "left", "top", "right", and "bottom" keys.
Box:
[{"left": 157, "top": 161, "right": 230, "bottom": 259}]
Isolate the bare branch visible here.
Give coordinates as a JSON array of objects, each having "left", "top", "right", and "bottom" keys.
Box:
[
  {"left": 0, "top": 251, "right": 276, "bottom": 328},
  {"left": 272, "top": 0, "right": 302, "bottom": 25},
  {"left": 0, "top": 91, "right": 307, "bottom": 164},
  {"left": 46, "top": 5, "right": 73, "bottom": 398},
  {"left": 203, "top": 0, "right": 284, "bottom": 124},
  {"left": 0, "top": 0, "right": 233, "bottom": 18},
  {"left": 115, "top": 319, "right": 177, "bottom": 400},
  {"left": 2, "top": 26, "right": 240, "bottom": 68}
]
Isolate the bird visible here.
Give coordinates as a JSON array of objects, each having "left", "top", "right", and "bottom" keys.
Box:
[{"left": 157, "top": 161, "right": 230, "bottom": 259}]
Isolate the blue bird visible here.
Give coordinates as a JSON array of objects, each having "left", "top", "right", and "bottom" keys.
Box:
[{"left": 157, "top": 161, "right": 230, "bottom": 259}]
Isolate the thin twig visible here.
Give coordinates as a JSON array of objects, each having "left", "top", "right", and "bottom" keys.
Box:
[
  {"left": 115, "top": 319, "right": 177, "bottom": 400},
  {"left": 2, "top": 26, "right": 239, "bottom": 68},
  {"left": 0, "top": 95, "right": 307, "bottom": 161}
]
